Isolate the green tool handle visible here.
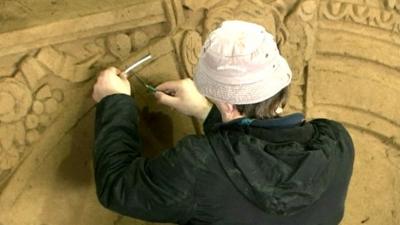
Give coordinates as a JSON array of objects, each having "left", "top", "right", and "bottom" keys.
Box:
[{"left": 145, "top": 84, "right": 157, "bottom": 93}]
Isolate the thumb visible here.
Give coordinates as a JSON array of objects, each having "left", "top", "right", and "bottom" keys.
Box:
[
  {"left": 154, "top": 91, "right": 179, "bottom": 108},
  {"left": 119, "top": 72, "right": 128, "bottom": 80},
  {"left": 119, "top": 72, "right": 131, "bottom": 86}
]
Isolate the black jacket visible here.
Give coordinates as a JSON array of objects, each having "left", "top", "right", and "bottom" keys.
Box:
[{"left": 94, "top": 94, "right": 354, "bottom": 225}]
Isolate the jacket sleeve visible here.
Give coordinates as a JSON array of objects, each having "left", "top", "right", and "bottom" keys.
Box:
[{"left": 94, "top": 94, "right": 195, "bottom": 223}]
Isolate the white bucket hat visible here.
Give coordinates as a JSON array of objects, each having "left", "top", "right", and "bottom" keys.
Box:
[{"left": 194, "top": 20, "right": 292, "bottom": 105}]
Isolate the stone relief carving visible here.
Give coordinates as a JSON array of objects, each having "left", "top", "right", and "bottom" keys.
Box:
[
  {"left": 311, "top": 1, "right": 400, "bottom": 147},
  {"left": 181, "top": 30, "right": 202, "bottom": 78},
  {"left": 279, "top": 0, "right": 319, "bottom": 112},
  {"left": 321, "top": 0, "right": 400, "bottom": 33},
  {"left": 0, "top": 47, "right": 90, "bottom": 182},
  {"left": 310, "top": 1, "right": 400, "bottom": 223},
  {"left": 0, "top": 0, "right": 185, "bottom": 190},
  {"left": 0, "top": 78, "right": 30, "bottom": 170}
]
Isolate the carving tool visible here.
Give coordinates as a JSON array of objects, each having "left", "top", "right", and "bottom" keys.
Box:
[
  {"left": 123, "top": 54, "right": 152, "bottom": 74},
  {"left": 122, "top": 54, "right": 157, "bottom": 93}
]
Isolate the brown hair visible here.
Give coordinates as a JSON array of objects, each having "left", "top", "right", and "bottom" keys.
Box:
[{"left": 235, "top": 87, "right": 289, "bottom": 119}]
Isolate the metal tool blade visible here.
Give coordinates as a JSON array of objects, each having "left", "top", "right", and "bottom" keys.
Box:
[
  {"left": 123, "top": 54, "right": 152, "bottom": 74},
  {"left": 122, "top": 54, "right": 157, "bottom": 93}
]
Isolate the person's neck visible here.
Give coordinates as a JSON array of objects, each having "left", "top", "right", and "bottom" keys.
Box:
[
  {"left": 221, "top": 113, "right": 244, "bottom": 123},
  {"left": 211, "top": 100, "right": 245, "bottom": 122}
]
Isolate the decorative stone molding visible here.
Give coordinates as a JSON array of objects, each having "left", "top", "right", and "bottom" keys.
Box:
[
  {"left": 321, "top": 0, "right": 400, "bottom": 33},
  {"left": 0, "top": 0, "right": 189, "bottom": 190}
]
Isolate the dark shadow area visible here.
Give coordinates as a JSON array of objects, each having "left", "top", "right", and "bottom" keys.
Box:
[
  {"left": 56, "top": 108, "right": 94, "bottom": 187},
  {"left": 139, "top": 106, "right": 174, "bottom": 157}
]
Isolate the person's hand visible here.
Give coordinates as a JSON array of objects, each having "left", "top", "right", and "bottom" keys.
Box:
[
  {"left": 92, "top": 67, "right": 131, "bottom": 102},
  {"left": 154, "top": 78, "right": 212, "bottom": 120}
]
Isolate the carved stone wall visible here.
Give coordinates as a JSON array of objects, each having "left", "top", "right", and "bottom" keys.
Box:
[{"left": 0, "top": 0, "right": 399, "bottom": 225}]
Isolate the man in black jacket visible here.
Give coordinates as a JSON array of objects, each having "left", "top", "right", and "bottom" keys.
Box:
[{"left": 92, "top": 20, "right": 354, "bottom": 225}]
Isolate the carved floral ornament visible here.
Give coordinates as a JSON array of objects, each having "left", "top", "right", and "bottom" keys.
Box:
[
  {"left": 0, "top": 40, "right": 95, "bottom": 171},
  {"left": 202, "top": 0, "right": 282, "bottom": 38},
  {"left": 0, "top": 77, "right": 64, "bottom": 170},
  {"left": 181, "top": 30, "right": 202, "bottom": 78},
  {"left": 0, "top": 2, "right": 173, "bottom": 185},
  {"left": 321, "top": 1, "right": 400, "bottom": 32},
  {"left": 0, "top": 42, "right": 107, "bottom": 172},
  {"left": 0, "top": 22, "right": 158, "bottom": 173},
  {"left": 0, "top": 79, "right": 31, "bottom": 170},
  {"left": 0, "top": 79, "right": 32, "bottom": 123}
]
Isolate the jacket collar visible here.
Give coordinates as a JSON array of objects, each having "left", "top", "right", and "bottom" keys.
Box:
[{"left": 215, "top": 113, "right": 305, "bottom": 130}]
